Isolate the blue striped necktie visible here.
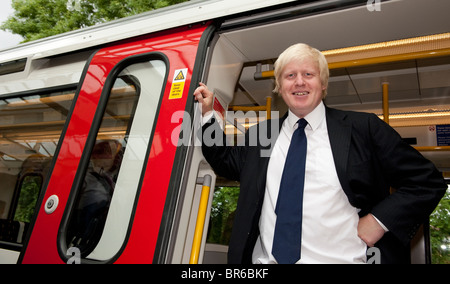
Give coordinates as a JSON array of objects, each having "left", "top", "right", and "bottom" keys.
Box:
[{"left": 272, "top": 118, "right": 308, "bottom": 264}]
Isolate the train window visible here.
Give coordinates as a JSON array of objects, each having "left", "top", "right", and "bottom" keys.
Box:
[
  {"left": 0, "top": 89, "right": 75, "bottom": 249},
  {"left": 430, "top": 183, "right": 450, "bottom": 264},
  {"left": 207, "top": 185, "right": 239, "bottom": 246},
  {"left": 65, "top": 59, "right": 166, "bottom": 262},
  {"left": 13, "top": 175, "right": 43, "bottom": 223}
]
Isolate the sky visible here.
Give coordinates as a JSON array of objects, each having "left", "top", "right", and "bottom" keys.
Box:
[{"left": 0, "top": 0, "right": 24, "bottom": 50}]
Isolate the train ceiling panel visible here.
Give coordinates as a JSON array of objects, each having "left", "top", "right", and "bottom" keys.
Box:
[{"left": 222, "top": 0, "right": 450, "bottom": 62}]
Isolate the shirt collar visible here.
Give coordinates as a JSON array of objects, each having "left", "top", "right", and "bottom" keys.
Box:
[{"left": 287, "top": 101, "right": 326, "bottom": 132}]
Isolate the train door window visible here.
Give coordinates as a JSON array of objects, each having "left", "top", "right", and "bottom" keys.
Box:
[
  {"left": 0, "top": 89, "right": 75, "bottom": 248},
  {"left": 65, "top": 59, "right": 166, "bottom": 262},
  {"left": 13, "top": 175, "right": 42, "bottom": 223}
]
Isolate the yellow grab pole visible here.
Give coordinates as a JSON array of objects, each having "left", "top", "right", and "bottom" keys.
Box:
[
  {"left": 266, "top": 96, "right": 272, "bottom": 120},
  {"left": 382, "top": 82, "right": 390, "bottom": 125},
  {"left": 254, "top": 48, "right": 450, "bottom": 79},
  {"left": 229, "top": 97, "right": 272, "bottom": 119},
  {"left": 327, "top": 48, "right": 450, "bottom": 70},
  {"left": 189, "top": 175, "right": 212, "bottom": 264},
  {"left": 415, "top": 146, "right": 450, "bottom": 152},
  {"left": 230, "top": 105, "right": 267, "bottom": 112}
]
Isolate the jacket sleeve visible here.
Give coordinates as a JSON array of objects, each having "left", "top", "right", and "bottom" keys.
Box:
[
  {"left": 200, "top": 117, "right": 246, "bottom": 182},
  {"left": 368, "top": 114, "right": 447, "bottom": 245}
]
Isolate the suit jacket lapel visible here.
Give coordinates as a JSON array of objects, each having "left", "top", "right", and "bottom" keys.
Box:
[{"left": 325, "top": 107, "right": 355, "bottom": 204}]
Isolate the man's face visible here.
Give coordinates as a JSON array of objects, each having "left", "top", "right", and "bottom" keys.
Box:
[{"left": 279, "top": 58, "right": 326, "bottom": 118}]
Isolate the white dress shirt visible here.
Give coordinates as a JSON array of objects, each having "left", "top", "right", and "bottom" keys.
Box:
[{"left": 252, "top": 102, "right": 368, "bottom": 264}]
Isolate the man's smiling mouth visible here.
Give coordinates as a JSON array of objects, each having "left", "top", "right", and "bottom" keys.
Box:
[{"left": 293, "top": 91, "right": 309, "bottom": 96}]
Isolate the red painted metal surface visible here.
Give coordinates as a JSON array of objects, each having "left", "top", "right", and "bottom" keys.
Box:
[{"left": 21, "top": 23, "right": 209, "bottom": 264}]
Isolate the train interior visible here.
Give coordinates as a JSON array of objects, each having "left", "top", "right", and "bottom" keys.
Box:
[
  {"left": 194, "top": 0, "right": 450, "bottom": 263},
  {"left": 0, "top": 0, "right": 449, "bottom": 263}
]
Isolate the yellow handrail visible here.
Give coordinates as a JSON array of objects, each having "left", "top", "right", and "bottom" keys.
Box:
[
  {"left": 255, "top": 48, "right": 450, "bottom": 79},
  {"left": 229, "top": 96, "right": 272, "bottom": 119},
  {"left": 189, "top": 175, "right": 212, "bottom": 264},
  {"left": 414, "top": 146, "right": 450, "bottom": 152},
  {"left": 327, "top": 48, "right": 450, "bottom": 70},
  {"left": 382, "top": 83, "right": 390, "bottom": 124}
]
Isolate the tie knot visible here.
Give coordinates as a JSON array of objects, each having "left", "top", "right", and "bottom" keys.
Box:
[{"left": 297, "top": 118, "right": 308, "bottom": 129}]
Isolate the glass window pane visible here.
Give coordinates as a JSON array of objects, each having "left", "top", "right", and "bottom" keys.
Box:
[
  {"left": 207, "top": 186, "right": 239, "bottom": 245},
  {"left": 430, "top": 184, "right": 450, "bottom": 264},
  {"left": 0, "top": 90, "right": 75, "bottom": 248},
  {"left": 66, "top": 59, "right": 166, "bottom": 261},
  {"left": 14, "top": 175, "right": 42, "bottom": 223}
]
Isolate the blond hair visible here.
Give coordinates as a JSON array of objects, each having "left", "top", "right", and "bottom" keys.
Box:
[{"left": 273, "top": 43, "right": 329, "bottom": 97}]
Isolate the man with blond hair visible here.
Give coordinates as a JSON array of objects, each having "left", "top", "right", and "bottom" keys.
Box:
[{"left": 194, "top": 43, "right": 446, "bottom": 264}]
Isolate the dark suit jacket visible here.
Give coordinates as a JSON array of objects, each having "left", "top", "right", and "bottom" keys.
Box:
[{"left": 201, "top": 106, "right": 447, "bottom": 264}]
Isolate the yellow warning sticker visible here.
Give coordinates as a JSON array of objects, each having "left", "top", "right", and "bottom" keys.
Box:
[{"left": 169, "top": 68, "right": 188, "bottom": 100}]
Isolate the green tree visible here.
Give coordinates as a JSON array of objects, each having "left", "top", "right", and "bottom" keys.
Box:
[
  {"left": 430, "top": 187, "right": 450, "bottom": 264},
  {"left": 207, "top": 187, "right": 240, "bottom": 245},
  {"left": 14, "top": 175, "right": 41, "bottom": 223},
  {"left": 1, "top": 0, "right": 189, "bottom": 43}
]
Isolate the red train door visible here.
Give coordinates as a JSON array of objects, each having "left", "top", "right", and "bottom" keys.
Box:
[{"left": 20, "top": 22, "right": 214, "bottom": 264}]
